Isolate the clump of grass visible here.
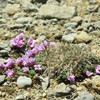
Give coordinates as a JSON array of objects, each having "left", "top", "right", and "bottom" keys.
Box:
[{"left": 43, "top": 42, "right": 100, "bottom": 83}]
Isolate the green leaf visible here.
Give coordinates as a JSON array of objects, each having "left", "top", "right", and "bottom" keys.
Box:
[{"left": 29, "top": 70, "right": 35, "bottom": 77}]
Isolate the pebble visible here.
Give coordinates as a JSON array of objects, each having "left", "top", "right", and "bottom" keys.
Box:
[{"left": 17, "top": 76, "right": 32, "bottom": 88}]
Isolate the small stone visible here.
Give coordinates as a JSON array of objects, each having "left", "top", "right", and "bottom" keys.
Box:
[
  {"left": 62, "top": 34, "right": 76, "bottom": 42},
  {"left": 74, "top": 91, "right": 94, "bottom": 100},
  {"left": 75, "top": 31, "right": 92, "bottom": 43},
  {"left": 17, "top": 76, "right": 32, "bottom": 88},
  {"left": 0, "top": 75, "right": 6, "bottom": 84},
  {"left": 64, "top": 22, "right": 77, "bottom": 28},
  {"left": 16, "top": 17, "right": 33, "bottom": 24},
  {"left": 5, "top": 4, "right": 20, "bottom": 15}
]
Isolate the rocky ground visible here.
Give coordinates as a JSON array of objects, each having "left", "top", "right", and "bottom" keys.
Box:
[{"left": 0, "top": 0, "right": 100, "bottom": 100}]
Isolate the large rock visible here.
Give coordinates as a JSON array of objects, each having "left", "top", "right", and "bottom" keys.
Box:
[
  {"left": 4, "top": 4, "right": 20, "bottom": 15},
  {"left": 17, "top": 76, "right": 32, "bottom": 88},
  {"left": 39, "top": 4, "right": 77, "bottom": 19}
]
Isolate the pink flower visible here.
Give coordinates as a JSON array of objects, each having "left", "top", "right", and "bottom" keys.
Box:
[
  {"left": 16, "top": 33, "right": 24, "bottom": 40},
  {"left": 10, "top": 33, "right": 24, "bottom": 48},
  {"left": 28, "top": 58, "right": 35, "bottom": 66},
  {"left": 27, "top": 38, "right": 36, "bottom": 47},
  {"left": 43, "top": 40, "right": 48, "bottom": 47},
  {"left": 86, "top": 71, "right": 93, "bottom": 77},
  {"left": 16, "top": 57, "right": 23, "bottom": 66},
  {"left": 5, "top": 69, "right": 14, "bottom": 77},
  {"left": 49, "top": 42, "right": 56, "bottom": 46},
  {"left": 34, "top": 65, "right": 42, "bottom": 71},
  {"left": 37, "top": 43, "right": 45, "bottom": 51},
  {"left": 67, "top": 75, "right": 75, "bottom": 82},
  {"left": 26, "top": 50, "right": 34, "bottom": 57},
  {"left": 32, "top": 47, "right": 39, "bottom": 55},
  {"left": 22, "top": 67, "right": 29, "bottom": 72},
  {"left": 4, "top": 58, "right": 14, "bottom": 68},
  {"left": 96, "top": 65, "right": 100, "bottom": 74}
]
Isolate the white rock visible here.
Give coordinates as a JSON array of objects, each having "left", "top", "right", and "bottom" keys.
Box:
[{"left": 17, "top": 76, "right": 32, "bottom": 88}]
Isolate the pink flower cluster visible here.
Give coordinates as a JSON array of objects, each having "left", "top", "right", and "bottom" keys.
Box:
[
  {"left": 10, "top": 33, "right": 24, "bottom": 48},
  {"left": 0, "top": 58, "right": 14, "bottom": 77},
  {"left": 0, "top": 33, "right": 56, "bottom": 77}
]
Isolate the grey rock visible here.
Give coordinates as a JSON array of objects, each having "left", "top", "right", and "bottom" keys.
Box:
[
  {"left": 74, "top": 91, "right": 94, "bottom": 100},
  {"left": 17, "top": 76, "right": 32, "bottom": 88},
  {"left": 39, "top": 4, "right": 77, "bottom": 19},
  {"left": 62, "top": 34, "right": 76, "bottom": 42},
  {"left": 0, "top": 75, "right": 6, "bottom": 84},
  {"left": 94, "top": 21, "right": 100, "bottom": 29},
  {"left": 16, "top": 17, "right": 33, "bottom": 24},
  {"left": 8, "top": 24, "right": 25, "bottom": 29}
]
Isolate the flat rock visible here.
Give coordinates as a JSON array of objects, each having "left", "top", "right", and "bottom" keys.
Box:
[
  {"left": 39, "top": 4, "right": 77, "bottom": 19},
  {"left": 17, "top": 76, "right": 32, "bottom": 88}
]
